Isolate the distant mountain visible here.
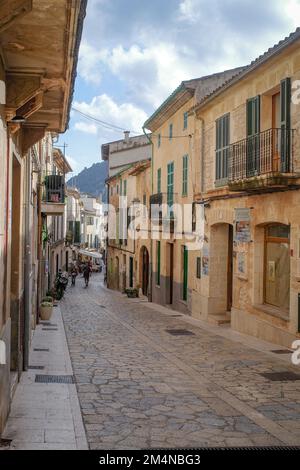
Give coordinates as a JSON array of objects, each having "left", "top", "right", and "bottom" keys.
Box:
[{"left": 67, "top": 161, "right": 108, "bottom": 200}]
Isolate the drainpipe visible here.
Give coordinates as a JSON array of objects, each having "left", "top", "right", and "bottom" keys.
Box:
[
  {"left": 3, "top": 129, "right": 10, "bottom": 319},
  {"left": 199, "top": 116, "right": 205, "bottom": 194},
  {"left": 142, "top": 126, "right": 153, "bottom": 302},
  {"left": 23, "top": 152, "right": 31, "bottom": 370}
]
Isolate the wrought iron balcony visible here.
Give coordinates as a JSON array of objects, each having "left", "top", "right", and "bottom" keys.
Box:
[
  {"left": 228, "top": 128, "right": 296, "bottom": 191},
  {"left": 41, "top": 174, "right": 66, "bottom": 214}
]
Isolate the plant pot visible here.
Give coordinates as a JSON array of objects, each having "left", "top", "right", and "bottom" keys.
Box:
[
  {"left": 125, "top": 289, "right": 139, "bottom": 298},
  {"left": 40, "top": 305, "right": 53, "bottom": 320}
]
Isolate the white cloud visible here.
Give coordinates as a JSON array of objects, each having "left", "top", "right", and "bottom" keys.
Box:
[
  {"left": 73, "top": 94, "right": 148, "bottom": 135},
  {"left": 65, "top": 155, "right": 81, "bottom": 176},
  {"left": 78, "top": 40, "right": 108, "bottom": 84},
  {"left": 103, "top": 43, "right": 201, "bottom": 108},
  {"left": 74, "top": 121, "right": 98, "bottom": 134},
  {"left": 178, "top": 0, "right": 200, "bottom": 23}
]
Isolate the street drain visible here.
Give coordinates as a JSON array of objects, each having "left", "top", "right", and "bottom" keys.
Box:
[
  {"left": 271, "top": 349, "right": 292, "bottom": 354},
  {"left": 166, "top": 329, "right": 195, "bottom": 336},
  {"left": 28, "top": 365, "right": 44, "bottom": 370},
  {"left": 35, "top": 375, "right": 74, "bottom": 384},
  {"left": 33, "top": 348, "right": 49, "bottom": 352},
  {"left": 42, "top": 328, "right": 58, "bottom": 331},
  {"left": 169, "top": 315, "right": 183, "bottom": 317},
  {"left": 260, "top": 371, "right": 300, "bottom": 382},
  {"left": 41, "top": 322, "right": 57, "bottom": 327},
  {"left": 0, "top": 438, "right": 12, "bottom": 448}
]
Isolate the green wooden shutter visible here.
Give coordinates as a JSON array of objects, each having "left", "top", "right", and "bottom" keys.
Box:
[
  {"left": 196, "top": 257, "right": 201, "bottom": 279},
  {"left": 216, "top": 118, "right": 221, "bottom": 180},
  {"left": 75, "top": 221, "right": 80, "bottom": 243},
  {"left": 216, "top": 115, "right": 230, "bottom": 181},
  {"left": 157, "top": 168, "right": 161, "bottom": 193},
  {"left": 158, "top": 133, "right": 161, "bottom": 147},
  {"left": 280, "top": 77, "right": 291, "bottom": 172},
  {"left": 246, "top": 96, "right": 260, "bottom": 175},
  {"left": 167, "top": 162, "right": 174, "bottom": 216},
  {"left": 183, "top": 112, "right": 188, "bottom": 130},
  {"left": 169, "top": 124, "right": 173, "bottom": 140},
  {"left": 156, "top": 241, "right": 161, "bottom": 286},
  {"left": 129, "top": 257, "right": 134, "bottom": 288},
  {"left": 123, "top": 180, "right": 127, "bottom": 196},
  {"left": 183, "top": 246, "right": 188, "bottom": 301},
  {"left": 182, "top": 155, "right": 188, "bottom": 196}
]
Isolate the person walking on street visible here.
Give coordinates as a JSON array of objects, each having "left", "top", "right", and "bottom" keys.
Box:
[
  {"left": 71, "top": 264, "right": 78, "bottom": 286},
  {"left": 83, "top": 262, "right": 91, "bottom": 287}
]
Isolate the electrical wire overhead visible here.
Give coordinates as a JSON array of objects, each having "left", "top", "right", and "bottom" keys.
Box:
[
  {"left": 72, "top": 106, "right": 193, "bottom": 139},
  {"left": 72, "top": 107, "right": 141, "bottom": 134}
]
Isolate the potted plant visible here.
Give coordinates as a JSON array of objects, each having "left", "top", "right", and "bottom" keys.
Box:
[
  {"left": 125, "top": 288, "right": 139, "bottom": 298},
  {"left": 40, "top": 301, "right": 53, "bottom": 320}
]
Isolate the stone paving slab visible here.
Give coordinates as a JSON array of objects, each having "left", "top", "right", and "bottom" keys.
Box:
[
  {"left": 60, "top": 274, "right": 300, "bottom": 449},
  {"left": 2, "top": 306, "right": 88, "bottom": 450}
]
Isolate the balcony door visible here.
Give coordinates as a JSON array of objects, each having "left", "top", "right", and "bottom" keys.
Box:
[{"left": 246, "top": 95, "right": 260, "bottom": 176}]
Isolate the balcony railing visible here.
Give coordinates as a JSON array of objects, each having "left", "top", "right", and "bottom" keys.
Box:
[
  {"left": 43, "top": 175, "right": 65, "bottom": 203},
  {"left": 228, "top": 128, "right": 294, "bottom": 183}
]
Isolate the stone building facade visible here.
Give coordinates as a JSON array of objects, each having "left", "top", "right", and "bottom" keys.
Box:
[
  {"left": 0, "top": 0, "right": 86, "bottom": 434},
  {"left": 190, "top": 29, "right": 300, "bottom": 346},
  {"left": 106, "top": 159, "right": 152, "bottom": 296}
]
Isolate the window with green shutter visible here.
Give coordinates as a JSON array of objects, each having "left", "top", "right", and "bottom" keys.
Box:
[
  {"left": 216, "top": 113, "right": 230, "bottom": 183},
  {"left": 129, "top": 257, "right": 134, "bottom": 288},
  {"left": 158, "top": 133, "right": 161, "bottom": 148},
  {"left": 280, "top": 77, "right": 291, "bottom": 172},
  {"left": 183, "top": 246, "right": 188, "bottom": 301},
  {"left": 183, "top": 112, "right": 188, "bottom": 130},
  {"left": 196, "top": 257, "right": 201, "bottom": 279},
  {"left": 246, "top": 95, "right": 260, "bottom": 176},
  {"left": 120, "top": 179, "right": 123, "bottom": 196},
  {"left": 123, "top": 180, "right": 127, "bottom": 196},
  {"left": 182, "top": 154, "right": 188, "bottom": 196},
  {"left": 167, "top": 162, "right": 174, "bottom": 216},
  {"left": 157, "top": 168, "right": 161, "bottom": 193},
  {"left": 156, "top": 241, "right": 161, "bottom": 286},
  {"left": 169, "top": 123, "right": 173, "bottom": 140}
]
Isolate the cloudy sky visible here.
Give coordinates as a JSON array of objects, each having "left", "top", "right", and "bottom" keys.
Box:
[{"left": 60, "top": 0, "right": 300, "bottom": 177}]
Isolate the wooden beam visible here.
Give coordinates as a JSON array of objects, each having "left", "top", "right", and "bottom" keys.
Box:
[
  {"left": 21, "top": 124, "right": 46, "bottom": 155},
  {"left": 16, "top": 92, "right": 43, "bottom": 119},
  {"left": 0, "top": 0, "right": 32, "bottom": 34},
  {"left": 6, "top": 72, "right": 42, "bottom": 109}
]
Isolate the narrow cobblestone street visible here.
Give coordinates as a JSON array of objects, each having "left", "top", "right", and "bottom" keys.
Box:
[{"left": 59, "top": 273, "right": 300, "bottom": 450}]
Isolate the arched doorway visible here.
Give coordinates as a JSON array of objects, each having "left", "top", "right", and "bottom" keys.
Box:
[
  {"left": 209, "top": 223, "right": 234, "bottom": 314},
  {"left": 264, "top": 223, "right": 290, "bottom": 311},
  {"left": 140, "top": 246, "right": 149, "bottom": 296}
]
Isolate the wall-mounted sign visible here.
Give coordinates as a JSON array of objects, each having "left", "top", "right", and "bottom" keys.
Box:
[{"left": 234, "top": 208, "right": 251, "bottom": 243}]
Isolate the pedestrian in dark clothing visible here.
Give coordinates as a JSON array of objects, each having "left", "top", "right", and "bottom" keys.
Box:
[{"left": 83, "top": 263, "right": 91, "bottom": 287}]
